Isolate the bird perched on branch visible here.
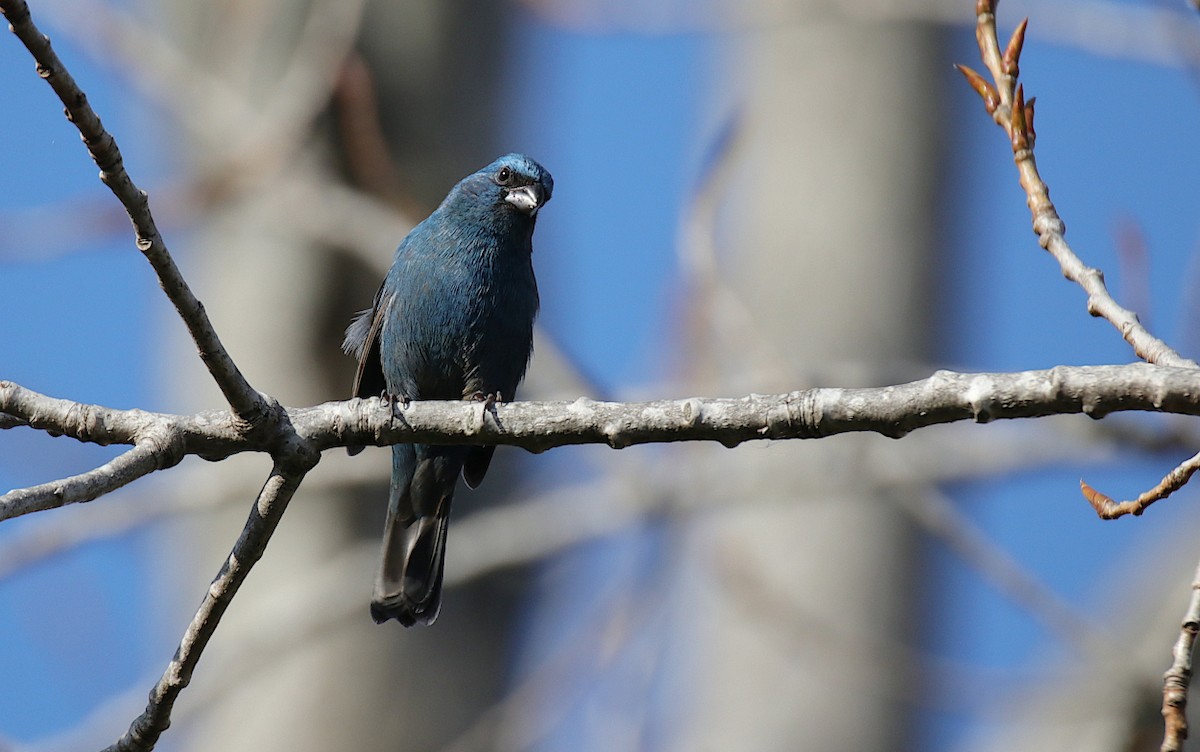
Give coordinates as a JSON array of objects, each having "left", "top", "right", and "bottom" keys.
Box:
[{"left": 343, "top": 153, "right": 552, "bottom": 626}]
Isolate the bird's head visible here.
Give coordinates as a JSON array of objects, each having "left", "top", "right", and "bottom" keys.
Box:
[{"left": 461, "top": 153, "right": 553, "bottom": 219}]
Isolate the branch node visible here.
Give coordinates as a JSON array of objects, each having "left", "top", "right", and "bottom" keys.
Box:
[{"left": 603, "top": 422, "right": 629, "bottom": 450}]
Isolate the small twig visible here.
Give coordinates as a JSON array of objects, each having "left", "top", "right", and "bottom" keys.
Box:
[
  {"left": 0, "top": 0, "right": 268, "bottom": 422},
  {"left": 1080, "top": 450, "right": 1200, "bottom": 520},
  {"left": 0, "top": 441, "right": 168, "bottom": 521},
  {"left": 955, "top": 1, "right": 1196, "bottom": 370},
  {"left": 1160, "top": 558, "right": 1200, "bottom": 752},
  {"left": 103, "top": 461, "right": 314, "bottom": 752}
]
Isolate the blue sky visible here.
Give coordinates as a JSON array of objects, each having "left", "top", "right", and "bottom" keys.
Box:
[{"left": 3, "top": 2, "right": 1200, "bottom": 749}]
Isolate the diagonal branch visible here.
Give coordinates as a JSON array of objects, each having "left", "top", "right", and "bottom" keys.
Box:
[
  {"left": 0, "top": 453, "right": 382, "bottom": 582},
  {"left": 0, "top": 0, "right": 268, "bottom": 422},
  {"left": 0, "top": 440, "right": 170, "bottom": 520},
  {"left": 958, "top": 7, "right": 1200, "bottom": 748},
  {"left": 103, "top": 460, "right": 315, "bottom": 752},
  {"left": 956, "top": 2, "right": 1196, "bottom": 370}
]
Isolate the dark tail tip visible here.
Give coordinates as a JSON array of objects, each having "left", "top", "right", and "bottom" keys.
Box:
[
  {"left": 372, "top": 513, "right": 448, "bottom": 627},
  {"left": 370, "top": 596, "right": 437, "bottom": 627}
]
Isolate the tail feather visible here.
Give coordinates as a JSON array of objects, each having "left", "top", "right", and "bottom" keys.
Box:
[
  {"left": 371, "top": 511, "right": 448, "bottom": 626},
  {"left": 372, "top": 444, "right": 460, "bottom": 626}
]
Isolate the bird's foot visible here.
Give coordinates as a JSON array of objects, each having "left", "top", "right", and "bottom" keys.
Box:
[
  {"left": 466, "top": 391, "right": 502, "bottom": 408},
  {"left": 382, "top": 391, "right": 411, "bottom": 420},
  {"left": 466, "top": 391, "right": 501, "bottom": 432}
]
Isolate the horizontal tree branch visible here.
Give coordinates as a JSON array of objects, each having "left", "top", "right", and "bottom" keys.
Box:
[
  {"left": 5, "top": 361, "right": 1200, "bottom": 518},
  {"left": 314, "top": 364, "right": 1200, "bottom": 451}
]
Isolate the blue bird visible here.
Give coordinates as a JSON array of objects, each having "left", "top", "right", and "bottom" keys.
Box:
[{"left": 344, "top": 154, "right": 552, "bottom": 626}]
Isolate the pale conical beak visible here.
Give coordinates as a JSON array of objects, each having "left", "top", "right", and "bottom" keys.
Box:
[{"left": 504, "top": 184, "right": 542, "bottom": 216}]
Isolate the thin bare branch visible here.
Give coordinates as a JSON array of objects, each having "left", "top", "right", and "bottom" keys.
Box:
[
  {"left": 1161, "top": 559, "right": 1200, "bottom": 752},
  {"left": 0, "top": 441, "right": 168, "bottom": 520},
  {"left": 103, "top": 460, "right": 314, "bottom": 752},
  {"left": 1080, "top": 450, "right": 1200, "bottom": 520},
  {"left": 960, "top": 4, "right": 1197, "bottom": 370},
  {"left": 0, "top": 0, "right": 268, "bottom": 421},
  {"left": 0, "top": 451, "right": 385, "bottom": 582}
]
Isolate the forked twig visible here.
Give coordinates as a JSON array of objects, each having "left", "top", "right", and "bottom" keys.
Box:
[
  {"left": 955, "top": 2, "right": 1194, "bottom": 370},
  {"left": 958, "top": 4, "right": 1200, "bottom": 520},
  {"left": 957, "top": 4, "right": 1200, "bottom": 750}
]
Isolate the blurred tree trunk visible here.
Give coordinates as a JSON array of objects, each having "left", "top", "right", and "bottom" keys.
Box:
[
  {"left": 667, "top": 18, "right": 940, "bottom": 750},
  {"left": 153, "top": 1, "right": 516, "bottom": 749}
]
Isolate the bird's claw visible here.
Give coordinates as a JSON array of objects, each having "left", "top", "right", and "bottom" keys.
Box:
[
  {"left": 467, "top": 391, "right": 502, "bottom": 409},
  {"left": 382, "top": 391, "right": 411, "bottom": 420},
  {"left": 466, "top": 391, "right": 501, "bottom": 432}
]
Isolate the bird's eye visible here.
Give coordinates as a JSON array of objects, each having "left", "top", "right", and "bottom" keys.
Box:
[{"left": 497, "top": 167, "right": 512, "bottom": 184}]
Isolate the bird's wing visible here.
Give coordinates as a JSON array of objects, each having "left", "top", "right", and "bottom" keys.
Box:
[
  {"left": 346, "top": 284, "right": 392, "bottom": 401},
  {"left": 345, "top": 286, "right": 393, "bottom": 456}
]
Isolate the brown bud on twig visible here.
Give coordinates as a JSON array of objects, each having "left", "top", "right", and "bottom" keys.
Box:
[
  {"left": 976, "top": 0, "right": 996, "bottom": 16},
  {"left": 1078, "top": 449, "right": 1200, "bottom": 520},
  {"left": 954, "top": 64, "right": 1000, "bottom": 114},
  {"left": 1011, "top": 84, "right": 1029, "bottom": 151},
  {"left": 1003, "top": 18, "right": 1028, "bottom": 77},
  {"left": 1079, "top": 479, "right": 1118, "bottom": 518}
]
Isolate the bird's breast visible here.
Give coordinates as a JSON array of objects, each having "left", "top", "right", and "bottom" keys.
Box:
[{"left": 380, "top": 239, "right": 537, "bottom": 400}]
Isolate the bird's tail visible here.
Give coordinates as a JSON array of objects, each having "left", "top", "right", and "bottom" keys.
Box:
[
  {"left": 371, "top": 507, "right": 449, "bottom": 626},
  {"left": 371, "top": 445, "right": 458, "bottom": 626}
]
